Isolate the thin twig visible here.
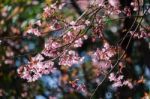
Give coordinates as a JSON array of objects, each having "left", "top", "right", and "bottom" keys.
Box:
[{"left": 90, "top": 6, "right": 149, "bottom": 99}]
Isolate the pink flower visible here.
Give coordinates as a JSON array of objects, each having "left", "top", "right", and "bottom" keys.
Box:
[
  {"left": 49, "top": 96, "right": 57, "bottom": 99},
  {"left": 108, "top": 73, "right": 133, "bottom": 88},
  {"left": 42, "top": 38, "right": 61, "bottom": 58},
  {"left": 112, "top": 81, "right": 122, "bottom": 87},
  {"left": 83, "top": 35, "right": 88, "bottom": 40},
  {"left": 117, "top": 75, "right": 124, "bottom": 81},
  {"left": 98, "top": 0, "right": 104, "bottom": 7},
  {"left": 70, "top": 21, "right": 76, "bottom": 26},
  {"left": 74, "top": 38, "right": 83, "bottom": 48},
  {"left": 59, "top": 50, "right": 83, "bottom": 67},
  {"left": 43, "top": 6, "right": 55, "bottom": 17},
  {"left": 63, "top": 31, "right": 75, "bottom": 44},
  {"left": 40, "top": 61, "right": 55, "bottom": 74},
  {"left": 108, "top": 0, "right": 120, "bottom": 8},
  {"left": 85, "top": 20, "right": 90, "bottom": 25},
  {"left": 109, "top": 73, "right": 116, "bottom": 81},
  {"left": 130, "top": 2, "right": 139, "bottom": 11},
  {"left": 17, "top": 54, "right": 55, "bottom": 82},
  {"left": 91, "top": 45, "right": 115, "bottom": 70},
  {"left": 123, "top": 80, "right": 133, "bottom": 89},
  {"left": 26, "top": 28, "right": 41, "bottom": 36},
  {"left": 35, "top": 20, "right": 42, "bottom": 26},
  {"left": 17, "top": 63, "right": 42, "bottom": 82},
  {"left": 32, "top": 54, "right": 44, "bottom": 61}
]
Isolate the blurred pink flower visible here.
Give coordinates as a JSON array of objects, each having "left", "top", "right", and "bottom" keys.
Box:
[
  {"left": 17, "top": 54, "right": 55, "bottom": 82},
  {"left": 108, "top": 0, "right": 120, "bottom": 8},
  {"left": 59, "top": 50, "right": 83, "bottom": 67},
  {"left": 42, "top": 38, "right": 61, "bottom": 58}
]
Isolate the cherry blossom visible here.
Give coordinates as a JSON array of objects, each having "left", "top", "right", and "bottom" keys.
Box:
[
  {"left": 17, "top": 54, "right": 55, "bottom": 82},
  {"left": 59, "top": 50, "right": 83, "bottom": 67},
  {"left": 74, "top": 38, "right": 83, "bottom": 48},
  {"left": 43, "top": 6, "right": 55, "bottom": 17},
  {"left": 26, "top": 28, "right": 41, "bottom": 36},
  {"left": 16, "top": 1, "right": 145, "bottom": 93},
  {"left": 35, "top": 20, "right": 42, "bottom": 26},
  {"left": 109, "top": 73, "right": 133, "bottom": 88},
  {"left": 42, "top": 38, "right": 61, "bottom": 58},
  {"left": 108, "top": 0, "right": 120, "bottom": 8},
  {"left": 69, "top": 79, "right": 87, "bottom": 94}
]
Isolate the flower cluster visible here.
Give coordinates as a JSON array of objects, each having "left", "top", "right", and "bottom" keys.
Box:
[
  {"left": 92, "top": 17, "right": 104, "bottom": 38},
  {"left": 17, "top": 54, "right": 55, "bottom": 82},
  {"left": 130, "top": 30, "right": 150, "bottom": 39},
  {"left": 26, "top": 28, "right": 42, "bottom": 36},
  {"left": 43, "top": 3, "right": 64, "bottom": 18},
  {"left": 16, "top": 1, "right": 147, "bottom": 93},
  {"left": 62, "top": 31, "right": 87, "bottom": 48},
  {"left": 42, "top": 38, "right": 61, "bottom": 58},
  {"left": 1, "top": 0, "right": 150, "bottom": 98},
  {"left": 69, "top": 79, "right": 87, "bottom": 94},
  {"left": 109, "top": 73, "right": 133, "bottom": 88},
  {"left": 91, "top": 43, "right": 116, "bottom": 70},
  {"left": 43, "top": 6, "right": 56, "bottom": 18},
  {"left": 59, "top": 50, "right": 83, "bottom": 67},
  {"left": 130, "top": 1, "right": 139, "bottom": 11},
  {"left": 105, "top": 0, "right": 121, "bottom": 15}
]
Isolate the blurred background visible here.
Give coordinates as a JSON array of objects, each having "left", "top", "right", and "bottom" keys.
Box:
[{"left": 0, "top": 0, "right": 150, "bottom": 99}]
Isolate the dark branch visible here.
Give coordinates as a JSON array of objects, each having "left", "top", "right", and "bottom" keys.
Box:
[{"left": 70, "top": 0, "right": 83, "bottom": 15}]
